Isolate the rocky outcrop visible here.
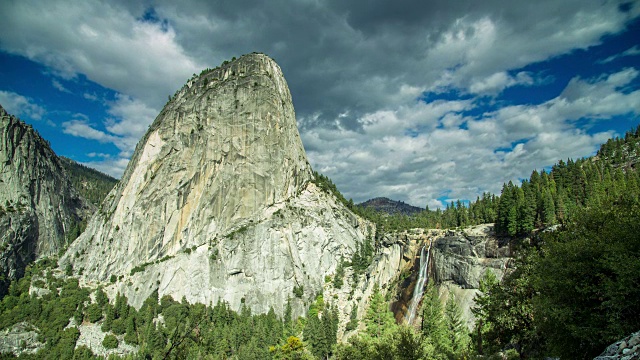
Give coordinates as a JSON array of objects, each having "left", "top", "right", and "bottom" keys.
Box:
[
  {"left": 386, "top": 224, "right": 511, "bottom": 329},
  {"left": 0, "top": 322, "right": 44, "bottom": 356},
  {"left": 432, "top": 224, "right": 510, "bottom": 289},
  {"left": 316, "top": 228, "right": 433, "bottom": 340},
  {"left": 595, "top": 330, "right": 640, "bottom": 360},
  {"left": 431, "top": 224, "right": 511, "bottom": 328},
  {"left": 61, "top": 54, "right": 372, "bottom": 318},
  {"left": 0, "top": 106, "right": 94, "bottom": 295}
]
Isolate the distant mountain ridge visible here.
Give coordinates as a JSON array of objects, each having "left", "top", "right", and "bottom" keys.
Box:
[
  {"left": 358, "top": 197, "right": 423, "bottom": 216},
  {"left": 59, "top": 157, "right": 118, "bottom": 206}
]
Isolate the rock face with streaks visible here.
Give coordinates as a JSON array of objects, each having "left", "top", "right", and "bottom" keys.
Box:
[
  {"left": 0, "top": 106, "right": 94, "bottom": 295},
  {"left": 431, "top": 224, "right": 511, "bottom": 328},
  {"left": 387, "top": 224, "right": 512, "bottom": 329},
  {"left": 61, "top": 54, "right": 372, "bottom": 317}
]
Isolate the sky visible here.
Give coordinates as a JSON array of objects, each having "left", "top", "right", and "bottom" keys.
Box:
[{"left": 1, "top": 0, "right": 639, "bottom": 209}]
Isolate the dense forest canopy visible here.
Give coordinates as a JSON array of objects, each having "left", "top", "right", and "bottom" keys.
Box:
[{"left": 59, "top": 157, "right": 118, "bottom": 207}]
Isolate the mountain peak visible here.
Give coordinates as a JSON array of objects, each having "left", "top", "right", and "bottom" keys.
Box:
[
  {"left": 62, "top": 55, "right": 367, "bottom": 316},
  {"left": 359, "top": 197, "right": 424, "bottom": 216},
  {"left": 0, "top": 107, "right": 94, "bottom": 294}
]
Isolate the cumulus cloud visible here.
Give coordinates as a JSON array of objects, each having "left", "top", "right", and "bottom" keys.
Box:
[
  {"left": 304, "top": 68, "right": 640, "bottom": 207},
  {"left": 62, "top": 119, "right": 117, "bottom": 143},
  {"left": 105, "top": 94, "right": 156, "bottom": 139},
  {"left": 1, "top": 0, "right": 639, "bottom": 203},
  {"left": 469, "top": 72, "right": 535, "bottom": 95},
  {"left": 61, "top": 97, "right": 145, "bottom": 157},
  {"left": 0, "top": 0, "right": 202, "bottom": 109},
  {"left": 0, "top": 91, "right": 47, "bottom": 120},
  {"left": 61, "top": 115, "right": 135, "bottom": 178}
]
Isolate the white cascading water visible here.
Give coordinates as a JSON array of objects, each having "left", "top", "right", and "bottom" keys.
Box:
[{"left": 404, "top": 242, "right": 431, "bottom": 325}]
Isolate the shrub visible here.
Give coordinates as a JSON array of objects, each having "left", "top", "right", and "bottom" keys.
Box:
[
  {"left": 111, "top": 318, "right": 126, "bottom": 335},
  {"left": 293, "top": 285, "right": 304, "bottom": 298},
  {"left": 102, "top": 334, "right": 118, "bottom": 349},
  {"left": 85, "top": 303, "right": 103, "bottom": 323}
]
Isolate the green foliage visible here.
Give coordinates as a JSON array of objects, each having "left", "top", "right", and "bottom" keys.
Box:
[
  {"left": 336, "top": 325, "right": 435, "bottom": 360},
  {"left": 270, "top": 336, "right": 314, "bottom": 360},
  {"left": 95, "top": 288, "right": 108, "bottom": 307},
  {"left": 496, "top": 125, "right": 640, "bottom": 236},
  {"left": 444, "top": 295, "right": 470, "bottom": 356},
  {"left": 471, "top": 269, "right": 498, "bottom": 354},
  {"left": 471, "top": 250, "right": 541, "bottom": 357},
  {"left": 351, "top": 236, "right": 374, "bottom": 278},
  {"left": 364, "top": 285, "right": 397, "bottom": 339},
  {"left": 226, "top": 224, "right": 250, "bottom": 239},
  {"left": 74, "top": 345, "right": 98, "bottom": 359},
  {"left": 102, "top": 334, "right": 119, "bottom": 349},
  {"left": 531, "top": 197, "right": 640, "bottom": 358},
  {"left": 0, "top": 264, "right": 90, "bottom": 358},
  {"left": 84, "top": 303, "right": 103, "bottom": 323},
  {"left": 311, "top": 170, "right": 499, "bottom": 234},
  {"left": 130, "top": 255, "right": 175, "bottom": 275},
  {"left": 59, "top": 156, "right": 118, "bottom": 206},
  {"left": 102, "top": 303, "right": 114, "bottom": 332},
  {"left": 303, "top": 299, "right": 338, "bottom": 359},
  {"left": 421, "top": 283, "right": 449, "bottom": 354},
  {"left": 345, "top": 305, "right": 358, "bottom": 332},
  {"left": 292, "top": 285, "right": 304, "bottom": 298},
  {"left": 474, "top": 196, "right": 640, "bottom": 358}
]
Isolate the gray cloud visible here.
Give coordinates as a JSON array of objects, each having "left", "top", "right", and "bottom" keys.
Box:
[{"left": 1, "top": 0, "right": 639, "bottom": 206}]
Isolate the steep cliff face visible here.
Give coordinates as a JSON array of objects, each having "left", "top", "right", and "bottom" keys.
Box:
[
  {"left": 386, "top": 224, "right": 511, "bottom": 328},
  {"left": 430, "top": 224, "right": 511, "bottom": 328},
  {"left": 0, "top": 105, "right": 94, "bottom": 294},
  {"left": 62, "top": 54, "right": 372, "bottom": 316}
]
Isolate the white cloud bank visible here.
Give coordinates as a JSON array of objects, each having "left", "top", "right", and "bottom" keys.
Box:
[{"left": 1, "top": 0, "right": 639, "bottom": 203}]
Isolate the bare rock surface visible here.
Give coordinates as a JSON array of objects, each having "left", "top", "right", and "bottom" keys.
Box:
[
  {"left": 595, "top": 330, "right": 640, "bottom": 360},
  {"left": 0, "top": 322, "right": 44, "bottom": 356},
  {"left": 61, "top": 54, "right": 373, "bottom": 318},
  {"left": 74, "top": 323, "right": 138, "bottom": 357},
  {"left": 432, "top": 224, "right": 510, "bottom": 290},
  {"left": 0, "top": 105, "right": 94, "bottom": 295}
]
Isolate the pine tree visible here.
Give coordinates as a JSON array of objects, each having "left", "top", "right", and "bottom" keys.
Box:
[
  {"left": 364, "top": 285, "right": 396, "bottom": 339},
  {"left": 322, "top": 306, "right": 338, "bottom": 358},
  {"left": 421, "top": 283, "right": 450, "bottom": 354},
  {"left": 124, "top": 315, "right": 138, "bottom": 345},
  {"left": 283, "top": 298, "right": 293, "bottom": 339},
  {"left": 445, "top": 294, "right": 470, "bottom": 357},
  {"left": 471, "top": 269, "right": 499, "bottom": 355},
  {"left": 95, "top": 288, "right": 108, "bottom": 308},
  {"left": 518, "top": 181, "right": 536, "bottom": 234},
  {"left": 541, "top": 189, "right": 556, "bottom": 226},
  {"left": 102, "top": 303, "right": 114, "bottom": 332},
  {"left": 304, "top": 312, "right": 326, "bottom": 359}
]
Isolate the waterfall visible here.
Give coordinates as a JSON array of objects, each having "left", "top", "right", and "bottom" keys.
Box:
[{"left": 404, "top": 242, "right": 431, "bottom": 325}]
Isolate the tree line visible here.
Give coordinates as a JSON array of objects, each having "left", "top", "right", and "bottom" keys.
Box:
[
  {"left": 0, "top": 259, "right": 341, "bottom": 359},
  {"left": 59, "top": 157, "right": 118, "bottom": 207},
  {"left": 471, "top": 125, "right": 640, "bottom": 358}
]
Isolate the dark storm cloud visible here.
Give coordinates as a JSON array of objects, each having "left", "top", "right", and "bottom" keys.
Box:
[{"left": 1, "top": 0, "right": 639, "bottom": 205}]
